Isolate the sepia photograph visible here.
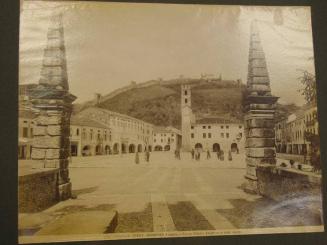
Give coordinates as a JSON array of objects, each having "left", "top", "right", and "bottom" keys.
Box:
[{"left": 18, "top": 1, "right": 324, "bottom": 243}]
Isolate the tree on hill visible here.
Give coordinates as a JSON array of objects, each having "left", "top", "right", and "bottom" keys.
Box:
[{"left": 298, "top": 70, "right": 317, "bottom": 105}]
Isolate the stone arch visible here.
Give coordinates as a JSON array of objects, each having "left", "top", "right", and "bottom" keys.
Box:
[
  {"left": 137, "top": 144, "right": 143, "bottom": 152},
  {"left": 212, "top": 143, "right": 220, "bottom": 152},
  {"left": 105, "top": 145, "right": 110, "bottom": 155},
  {"left": 82, "top": 145, "right": 91, "bottom": 156},
  {"left": 95, "top": 144, "right": 102, "bottom": 155},
  {"left": 129, "top": 144, "right": 136, "bottom": 153},
  {"left": 121, "top": 144, "right": 127, "bottom": 154},
  {"left": 231, "top": 143, "right": 238, "bottom": 152},
  {"left": 113, "top": 143, "right": 119, "bottom": 154},
  {"left": 154, "top": 145, "right": 163, "bottom": 151},
  {"left": 164, "top": 145, "right": 170, "bottom": 151},
  {"left": 195, "top": 143, "right": 203, "bottom": 150}
]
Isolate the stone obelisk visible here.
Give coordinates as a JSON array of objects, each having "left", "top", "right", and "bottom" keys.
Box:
[
  {"left": 30, "top": 14, "right": 76, "bottom": 200},
  {"left": 244, "top": 21, "right": 279, "bottom": 193}
]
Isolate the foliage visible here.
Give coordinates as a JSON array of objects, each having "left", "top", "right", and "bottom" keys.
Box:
[{"left": 298, "top": 70, "right": 317, "bottom": 105}]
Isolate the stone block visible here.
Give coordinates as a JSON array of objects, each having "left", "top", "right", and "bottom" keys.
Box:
[
  {"left": 36, "top": 115, "right": 62, "bottom": 126},
  {"left": 246, "top": 164, "right": 257, "bottom": 177},
  {"left": 245, "top": 128, "right": 275, "bottom": 138},
  {"left": 33, "top": 126, "right": 47, "bottom": 136},
  {"left": 246, "top": 147, "right": 276, "bottom": 158},
  {"left": 33, "top": 136, "right": 61, "bottom": 149},
  {"left": 58, "top": 182, "right": 71, "bottom": 201},
  {"left": 35, "top": 210, "right": 118, "bottom": 235},
  {"left": 245, "top": 118, "right": 275, "bottom": 129},
  {"left": 251, "top": 76, "right": 270, "bottom": 84},
  {"left": 59, "top": 169, "right": 70, "bottom": 184},
  {"left": 59, "top": 159, "right": 69, "bottom": 169},
  {"left": 31, "top": 148, "right": 46, "bottom": 159},
  {"left": 43, "top": 159, "right": 60, "bottom": 168},
  {"left": 246, "top": 157, "right": 276, "bottom": 166},
  {"left": 47, "top": 125, "right": 62, "bottom": 136},
  {"left": 248, "top": 104, "right": 276, "bottom": 110},
  {"left": 45, "top": 149, "right": 60, "bottom": 159},
  {"left": 245, "top": 138, "right": 275, "bottom": 148},
  {"left": 251, "top": 68, "right": 269, "bottom": 77}
]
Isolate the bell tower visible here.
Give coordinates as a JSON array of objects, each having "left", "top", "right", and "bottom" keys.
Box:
[{"left": 181, "top": 84, "right": 192, "bottom": 151}]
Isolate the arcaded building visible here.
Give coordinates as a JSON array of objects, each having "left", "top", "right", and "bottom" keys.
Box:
[
  {"left": 275, "top": 104, "right": 318, "bottom": 157},
  {"left": 74, "top": 107, "right": 155, "bottom": 155},
  {"left": 181, "top": 84, "right": 245, "bottom": 153}
]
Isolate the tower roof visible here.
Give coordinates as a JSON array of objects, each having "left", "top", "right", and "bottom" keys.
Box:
[
  {"left": 247, "top": 20, "right": 271, "bottom": 95},
  {"left": 39, "top": 13, "right": 69, "bottom": 90}
]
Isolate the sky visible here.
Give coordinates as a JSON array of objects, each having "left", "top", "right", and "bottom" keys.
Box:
[{"left": 19, "top": 1, "right": 315, "bottom": 105}]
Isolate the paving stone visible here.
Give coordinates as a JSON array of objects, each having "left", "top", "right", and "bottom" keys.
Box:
[{"left": 35, "top": 211, "right": 118, "bottom": 235}]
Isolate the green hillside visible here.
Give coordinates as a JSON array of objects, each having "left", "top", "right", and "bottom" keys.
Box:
[
  {"left": 73, "top": 78, "right": 297, "bottom": 128},
  {"left": 95, "top": 79, "right": 245, "bottom": 128}
]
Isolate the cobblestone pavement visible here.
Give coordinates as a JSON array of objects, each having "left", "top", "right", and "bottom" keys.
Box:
[
  {"left": 20, "top": 151, "right": 322, "bottom": 236},
  {"left": 42, "top": 152, "right": 261, "bottom": 231}
]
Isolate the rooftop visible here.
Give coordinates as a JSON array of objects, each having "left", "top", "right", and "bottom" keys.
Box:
[
  {"left": 71, "top": 116, "right": 109, "bottom": 129},
  {"left": 195, "top": 117, "right": 242, "bottom": 125}
]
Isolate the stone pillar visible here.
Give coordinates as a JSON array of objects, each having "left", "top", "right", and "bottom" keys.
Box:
[
  {"left": 29, "top": 13, "right": 77, "bottom": 200},
  {"left": 244, "top": 21, "right": 279, "bottom": 193}
]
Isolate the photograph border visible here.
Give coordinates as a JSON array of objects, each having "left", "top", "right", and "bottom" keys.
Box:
[{"left": 1, "top": 0, "right": 327, "bottom": 245}]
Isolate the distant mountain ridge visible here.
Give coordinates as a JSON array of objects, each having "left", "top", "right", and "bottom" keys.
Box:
[
  {"left": 73, "top": 77, "right": 298, "bottom": 129},
  {"left": 73, "top": 77, "right": 245, "bottom": 129}
]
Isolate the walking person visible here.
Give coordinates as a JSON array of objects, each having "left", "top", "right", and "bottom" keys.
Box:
[
  {"left": 220, "top": 150, "right": 224, "bottom": 161},
  {"left": 206, "top": 149, "right": 211, "bottom": 160},
  {"left": 177, "top": 148, "right": 181, "bottom": 160},
  {"left": 135, "top": 151, "right": 140, "bottom": 164},
  {"left": 146, "top": 150, "right": 150, "bottom": 162},
  {"left": 228, "top": 150, "right": 232, "bottom": 161},
  {"left": 191, "top": 148, "right": 195, "bottom": 160}
]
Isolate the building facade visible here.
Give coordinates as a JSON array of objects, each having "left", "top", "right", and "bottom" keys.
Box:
[
  {"left": 180, "top": 84, "right": 245, "bottom": 153},
  {"left": 275, "top": 104, "right": 318, "bottom": 158},
  {"left": 70, "top": 116, "right": 111, "bottom": 156},
  {"left": 153, "top": 126, "right": 182, "bottom": 152},
  {"left": 74, "top": 107, "right": 155, "bottom": 155},
  {"left": 190, "top": 118, "right": 244, "bottom": 153},
  {"left": 18, "top": 110, "right": 36, "bottom": 159}
]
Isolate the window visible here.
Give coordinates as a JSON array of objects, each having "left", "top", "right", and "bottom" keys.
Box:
[
  {"left": 191, "top": 126, "right": 194, "bottom": 129},
  {"left": 161, "top": 139, "right": 163, "bottom": 143},
  {"left": 82, "top": 129, "right": 86, "bottom": 140},
  {"left": 203, "top": 126, "right": 206, "bottom": 129},
  {"left": 154, "top": 139, "right": 156, "bottom": 142},
  {"left": 221, "top": 133, "right": 224, "bottom": 138},
  {"left": 226, "top": 133, "right": 229, "bottom": 138},
  {"left": 208, "top": 133, "right": 212, "bottom": 138},
  {"left": 203, "top": 133, "right": 206, "bottom": 138},
  {"left": 239, "top": 125, "right": 242, "bottom": 129},
  {"left": 23, "top": 127, "right": 28, "bottom": 138},
  {"left": 30, "top": 128, "right": 33, "bottom": 138},
  {"left": 208, "top": 126, "right": 211, "bottom": 129},
  {"left": 191, "top": 133, "right": 194, "bottom": 138},
  {"left": 185, "top": 98, "right": 188, "bottom": 103},
  {"left": 184, "top": 90, "right": 187, "bottom": 95},
  {"left": 76, "top": 128, "right": 79, "bottom": 136},
  {"left": 226, "top": 125, "right": 229, "bottom": 129},
  {"left": 221, "top": 126, "right": 224, "bottom": 129}
]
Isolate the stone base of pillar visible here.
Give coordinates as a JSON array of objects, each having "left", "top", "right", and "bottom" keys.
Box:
[
  {"left": 243, "top": 174, "right": 259, "bottom": 194},
  {"left": 58, "top": 182, "right": 72, "bottom": 201}
]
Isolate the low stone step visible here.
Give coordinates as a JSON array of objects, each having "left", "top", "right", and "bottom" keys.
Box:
[{"left": 35, "top": 210, "right": 118, "bottom": 235}]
